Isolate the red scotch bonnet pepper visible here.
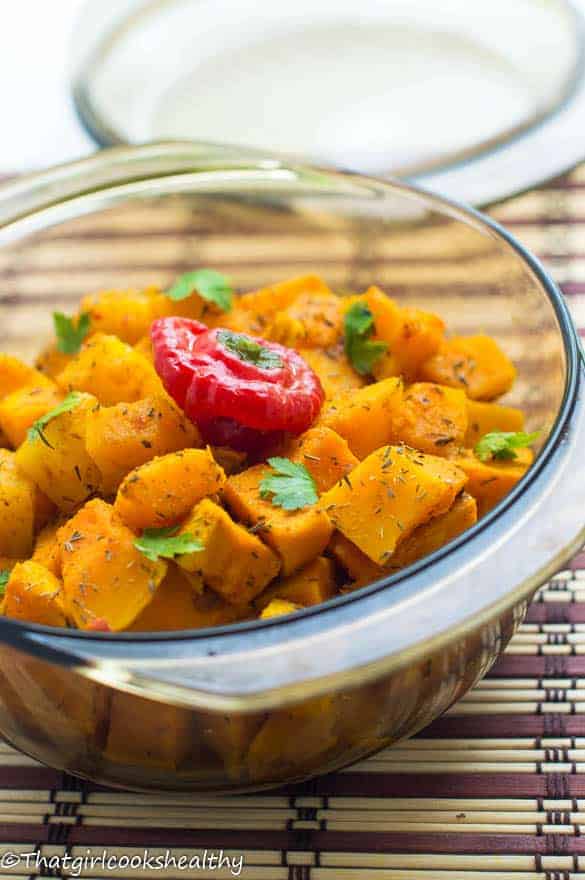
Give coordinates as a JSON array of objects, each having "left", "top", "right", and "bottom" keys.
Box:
[{"left": 151, "top": 318, "right": 325, "bottom": 450}]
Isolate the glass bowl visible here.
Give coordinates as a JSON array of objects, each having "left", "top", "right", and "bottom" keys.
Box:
[{"left": 0, "top": 142, "right": 583, "bottom": 792}]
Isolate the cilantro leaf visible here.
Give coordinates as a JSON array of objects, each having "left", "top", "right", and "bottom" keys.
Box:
[
  {"left": 0, "top": 569, "right": 10, "bottom": 597},
  {"left": 475, "top": 430, "right": 540, "bottom": 462},
  {"left": 344, "top": 302, "right": 387, "bottom": 375},
  {"left": 53, "top": 311, "right": 91, "bottom": 355},
  {"left": 27, "top": 392, "right": 84, "bottom": 446},
  {"left": 166, "top": 269, "right": 233, "bottom": 312},
  {"left": 134, "top": 526, "right": 203, "bottom": 562},
  {"left": 217, "top": 330, "right": 283, "bottom": 369},
  {"left": 259, "top": 457, "right": 318, "bottom": 511}
]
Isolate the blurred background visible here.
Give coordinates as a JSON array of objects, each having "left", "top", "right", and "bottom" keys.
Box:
[{"left": 2, "top": 0, "right": 585, "bottom": 205}]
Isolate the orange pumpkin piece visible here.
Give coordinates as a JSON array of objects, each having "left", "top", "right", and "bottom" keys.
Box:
[
  {"left": 79, "top": 287, "right": 157, "bottom": 344},
  {"left": 390, "top": 382, "right": 468, "bottom": 456},
  {"left": 387, "top": 492, "right": 478, "bottom": 570},
  {"left": 256, "top": 556, "right": 336, "bottom": 611},
  {"left": 328, "top": 531, "right": 385, "bottom": 586},
  {"left": 300, "top": 346, "right": 365, "bottom": 399},
  {"left": 260, "top": 598, "right": 301, "bottom": 618},
  {"left": 319, "top": 445, "right": 467, "bottom": 565},
  {"left": 288, "top": 426, "right": 358, "bottom": 493},
  {"left": 56, "top": 333, "right": 162, "bottom": 406},
  {"left": 114, "top": 448, "right": 225, "bottom": 531},
  {"left": 128, "top": 565, "right": 249, "bottom": 631},
  {"left": 85, "top": 394, "right": 200, "bottom": 495},
  {"left": 419, "top": 335, "right": 516, "bottom": 400},
  {"left": 365, "top": 287, "right": 445, "bottom": 380},
  {"left": 319, "top": 377, "right": 403, "bottom": 460},
  {"left": 222, "top": 274, "right": 331, "bottom": 336},
  {"left": 266, "top": 287, "right": 343, "bottom": 349},
  {"left": 224, "top": 464, "right": 333, "bottom": 576},
  {"left": 32, "top": 521, "right": 62, "bottom": 577},
  {"left": 176, "top": 498, "right": 280, "bottom": 605},
  {"left": 0, "top": 354, "right": 53, "bottom": 398},
  {"left": 465, "top": 399, "right": 525, "bottom": 448},
  {"left": 454, "top": 448, "right": 532, "bottom": 516},
  {"left": 15, "top": 392, "right": 102, "bottom": 513},
  {"left": 58, "top": 499, "right": 167, "bottom": 631},
  {"left": 104, "top": 690, "right": 194, "bottom": 769},
  {"left": 35, "top": 344, "right": 73, "bottom": 381},
  {"left": 0, "top": 449, "right": 43, "bottom": 557},
  {"left": 0, "top": 383, "right": 64, "bottom": 448},
  {"left": 4, "top": 561, "right": 67, "bottom": 627}
]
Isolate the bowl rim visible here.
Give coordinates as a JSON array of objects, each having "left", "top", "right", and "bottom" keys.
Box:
[{"left": 0, "top": 142, "right": 583, "bottom": 710}]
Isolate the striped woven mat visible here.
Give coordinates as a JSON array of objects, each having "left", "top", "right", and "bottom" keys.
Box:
[{"left": 1, "top": 166, "right": 585, "bottom": 879}]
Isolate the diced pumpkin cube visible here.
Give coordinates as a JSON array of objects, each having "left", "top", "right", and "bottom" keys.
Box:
[
  {"left": 419, "top": 335, "right": 516, "bottom": 400},
  {"left": 4, "top": 561, "right": 67, "bottom": 627},
  {"left": 288, "top": 426, "right": 358, "bottom": 493},
  {"left": 390, "top": 382, "right": 468, "bottom": 456},
  {"left": 266, "top": 287, "right": 343, "bottom": 349},
  {"left": 58, "top": 499, "right": 167, "bottom": 631},
  {"left": 35, "top": 344, "right": 73, "bottom": 380},
  {"left": 388, "top": 492, "right": 478, "bottom": 570},
  {"left": 365, "top": 287, "right": 445, "bottom": 380},
  {"left": 176, "top": 498, "right": 280, "bottom": 605},
  {"left": 114, "top": 448, "right": 225, "bottom": 531},
  {"left": 319, "top": 378, "right": 403, "bottom": 459},
  {"left": 85, "top": 395, "right": 200, "bottom": 495},
  {"left": 465, "top": 400, "right": 525, "bottom": 448},
  {"left": 260, "top": 598, "right": 301, "bottom": 618},
  {"left": 224, "top": 465, "right": 332, "bottom": 576},
  {"left": 32, "top": 521, "right": 62, "bottom": 577},
  {"left": 128, "top": 565, "right": 249, "bottom": 631},
  {"left": 0, "top": 449, "right": 39, "bottom": 557},
  {"left": 104, "top": 691, "right": 194, "bottom": 769},
  {"left": 79, "top": 287, "right": 157, "bottom": 344},
  {"left": 0, "top": 354, "right": 53, "bottom": 398},
  {"left": 329, "top": 531, "right": 385, "bottom": 586},
  {"left": 455, "top": 448, "right": 532, "bottom": 516},
  {"left": 15, "top": 392, "right": 102, "bottom": 512},
  {"left": 256, "top": 556, "right": 336, "bottom": 611},
  {"left": 319, "top": 445, "right": 467, "bottom": 564},
  {"left": 0, "top": 383, "right": 64, "bottom": 448},
  {"left": 247, "top": 695, "right": 338, "bottom": 781},
  {"left": 198, "top": 712, "right": 265, "bottom": 781},
  {"left": 149, "top": 288, "right": 225, "bottom": 326},
  {"left": 56, "top": 333, "right": 162, "bottom": 405},
  {"left": 222, "top": 274, "right": 331, "bottom": 336},
  {"left": 300, "top": 347, "right": 365, "bottom": 399},
  {"left": 133, "top": 335, "right": 154, "bottom": 362}
]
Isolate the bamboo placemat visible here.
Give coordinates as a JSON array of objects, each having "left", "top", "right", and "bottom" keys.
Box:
[{"left": 1, "top": 167, "right": 585, "bottom": 879}]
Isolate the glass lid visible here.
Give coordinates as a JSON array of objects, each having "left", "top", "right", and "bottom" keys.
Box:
[{"left": 71, "top": 0, "right": 585, "bottom": 205}]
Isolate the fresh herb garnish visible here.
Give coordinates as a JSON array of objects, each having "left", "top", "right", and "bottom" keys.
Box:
[
  {"left": 27, "top": 392, "right": 84, "bottom": 446},
  {"left": 0, "top": 570, "right": 10, "bottom": 596},
  {"left": 475, "top": 430, "right": 540, "bottom": 462},
  {"left": 166, "top": 269, "right": 233, "bottom": 312},
  {"left": 218, "top": 330, "right": 283, "bottom": 370},
  {"left": 53, "top": 311, "right": 91, "bottom": 355},
  {"left": 344, "top": 302, "right": 387, "bottom": 375},
  {"left": 259, "top": 457, "right": 318, "bottom": 511},
  {"left": 134, "top": 526, "right": 203, "bottom": 562}
]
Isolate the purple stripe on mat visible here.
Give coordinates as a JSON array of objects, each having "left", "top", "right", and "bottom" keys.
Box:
[
  {"left": 0, "top": 825, "right": 51, "bottom": 843},
  {"left": 69, "top": 827, "right": 295, "bottom": 849},
  {"left": 525, "top": 604, "right": 585, "bottom": 623},
  {"left": 285, "top": 773, "right": 552, "bottom": 798},
  {"left": 489, "top": 655, "right": 585, "bottom": 676},
  {"left": 308, "top": 831, "right": 550, "bottom": 855},
  {"left": 419, "top": 714, "right": 585, "bottom": 738},
  {"left": 0, "top": 767, "right": 60, "bottom": 788}
]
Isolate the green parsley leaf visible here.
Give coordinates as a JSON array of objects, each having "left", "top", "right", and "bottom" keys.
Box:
[
  {"left": 166, "top": 269, "right": 233, "bottom": 312},
  {"left": 134, "top": 526, "right": 203, "bottom": 562},
  {"left": 27, "top": 392, "right": 84, "bottom": 447},
  {"left": 475, "top": 430, "right": 540, "bottom": 462},
  {"left": 217, "top": 330, "right": 283, "bottom": 369},
  {"left": 259, "top": 457, "right": 318, "bottom": 511},
  {"left": 0, "top": 569, "right": 10, "bottom": 597},
  {"left": 344, "top": 302, "right": 387, "bottom": 375},
  {"left": 53, "top": 311, "right": 91, "bottom": 355}
]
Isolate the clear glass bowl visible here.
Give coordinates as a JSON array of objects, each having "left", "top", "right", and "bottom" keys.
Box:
[{"left": 0, "top": 142, "right": 583, "bottom": 792}]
